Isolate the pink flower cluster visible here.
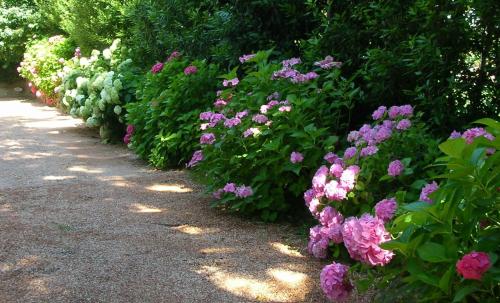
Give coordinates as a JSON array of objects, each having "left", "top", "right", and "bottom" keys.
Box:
[
  {"left": 450, "top": 127, "right": 495, "bottom": 144},
  {"left": 271, "top": 57, "right": 319, "bottom": 83},
  {"left": 151, "top": 62, "right": 164, "bottom": 74},
  {"left": 456, "top": 251, "right": 491, "bottom": 280},
  {"left": 387, "top": 159, "right": 404, "bottom": 176},
  {"left": 74, "top": 47, "right": 81, "bottom": 58},
  {"left": 345, "top": 104, "right": 414, "bottom": 160},
  {"left": 320, "top": 262, "right": 353, "bottom": 301},
  {"left": 308, "top": 207, "right": 344, "bottom": 258},
  {"left": 184, "top": 65, "right": 198, "bottom": 75},
  {"left": 167, "top": 51, "right": 181, "bottom": 62},
  {"left": 290, "top": 151, "right": 304, "bottom": 163},
  {"left": 200, "top": 133, "right": 216, "bottom": 145},
  {"left": 123, "top": 125, "right": 134, "bottom": 144},
  {"left": 187, "top": 150, "right": 203, "bottom": 168},
  {"left": 342, "top": 214, "right": 394, "bottom": 266},
  {"left": 419, "top": 181, "right": 439, "bottom": 203},
  {"left": 239, "top": 54, "right": 256, "bottom": 63},
  {"left": 213, "top": 183, "right": 254, "bottom": 199},
  {"left": 223, "top": 78, "right": 239, "bottom": 87},
  {"left": 314, "top": 56, "right": 342, "bottom": 70},
  {"left": 374, "top": 198, "right": 397, "bottom": 223}
]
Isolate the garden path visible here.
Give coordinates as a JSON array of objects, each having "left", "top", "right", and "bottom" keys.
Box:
[{"left": 0, "top": 86, "right": 334, "bottom": 302}]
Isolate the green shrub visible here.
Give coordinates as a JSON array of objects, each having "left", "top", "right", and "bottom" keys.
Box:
[
  {"left": 126, "top": 53, "right": 220, "bottom": 168},
  {"left": 18, "top": 35, "right": 75, "bottom": 100},
  {"left": 59, "top": 39, "right": 139, "bottom": 141},
  {"left": 0, "top": 4, "right": 41, "bottom": 72},
  {"left": 375, "top": 119, "right": 500, "bottom": 302},
  {"left": 304, "top": 0, "right": 499, "bottom": 134},
  {"left": 191, "top": 51, "right": 359, "bottom": 221},
  {"left": 124, "top": 0, "right": 318, "bottom": 66}
]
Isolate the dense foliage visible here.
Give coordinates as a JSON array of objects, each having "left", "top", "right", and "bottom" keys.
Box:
[
  {"left": 191, "top": 51, "right": 359, "bottom": 220},
  {"left": 18, "top": 35, "right": 74, "bottom": 102},
  {"left": 126, "top": 53, "right": 220, "bottom": 168},
  {"left": 57, "top": 39, "right": 138, "bottom": 141},
  {"left": 304, "top": 0, "right": 499, "bottom": 133},
  {"left": 11, "top": 1, "right": 500, "bottom": 302},
  {"left": 0, "top": 3, "right": 41, "bottom": 73}
]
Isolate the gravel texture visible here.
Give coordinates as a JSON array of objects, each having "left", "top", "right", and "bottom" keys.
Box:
[{"left": 0, "top": 85, "right": 338, "bottom": 303}]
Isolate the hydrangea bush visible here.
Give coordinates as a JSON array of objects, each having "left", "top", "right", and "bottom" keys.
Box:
[
  {"left": 309, "top": 113, "right": 499, "bottom": 302},
  {"left": 191, "top": 50, "right": 359, "bottom": 221},
  {"left": 125, "top": 52, "right": 220, "bottom": 168},
  {"left": 57, "top": 39, "right": 139, "bottom": 141},
  {"left": 18, "top": 35, "right": 75, "bottom": 104}
]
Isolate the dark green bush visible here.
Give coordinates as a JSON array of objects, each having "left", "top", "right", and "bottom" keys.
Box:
[
  {"left": 304, "top": 0, "right": 499, "bottom": 134},
  {"left": 126, "top": 54, "right": 220, "bottom": 168},
  {"left": 123, "top": 0, "right": 318, "bottom": 67}
]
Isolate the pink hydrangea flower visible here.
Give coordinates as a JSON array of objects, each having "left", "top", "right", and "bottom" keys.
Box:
[
  {"left": 360, "top": 145, "right": 378, "bottom": 157},
  {"left": 347, "top": 131, "right": 360, "bottom": 143},
  {"left": 278, "top": 105, "right": 292, "bottom": 112},
  {"left": 223, "top": 78, "right": 239, "bottom": 87},
  {"left": 319, "top": 207, "right": 344, "bottom": 243},
  {"left": 214, "top": 99, "right": 228, "bottom": 108},
  {"left": 267, "top": 100, "right": 279, "bottom": 107},
  {"left": 223, "top": 183, "right": 237, "bottom": 193},
  {"left": 243, "top": 127, "right": 259, "bottom": 138},
  {"left": 343, "top": 147, "right": 357, "bottom": 160},
  {"left": 252, "top": 114, "right": 268, "bottom": 124},
  {"left": 312, "top": 165, "right": 329, "bottom": 194},
  {"left": 184, "top": 65, "right": 198, "bottom": 75},
  {"left": 449, "top": 130, "right": 461, "bottom": 139},
  {"left": 382, "top": 120, "right": 394, "bottom": 129},
  {"left": 341, "top": 214, "right": 394, "bottom": 266},
  {"left": 456, "top": 252, "right": 491, "bottom": 280},
  {"left": 388, "top": 106, "right": 400, "bottom": 119},
  {"left": 387, "top": 160, "right": 404, "bottom": 176},
  {"left": 223, "top": 118, "right": 241, "bottom": 128},
  {"left": 324, "top": 152, "right": 338, "bottom": 164},
  {"left": 167, "top": 51, "right": 181, "bottom": 61},
  {"left": 462, "top": 127, "right": 495, "bottom": 144},
  {"left": 151, "top": 62, "right": 164, "bottom": 74},
  {"left": 329, "top": 164, "right": 344, "bottom": 178},
  {"left": 375, "top": 126, "right": 392, "bottom": 143},
  {"left": 123, "top": 134, "right": 132, "bottom": 144},
  {"left": 200, "top": 133, "right": 216, "bottom": 145},
  {"left": 375, "top": 198, "right": 397, "bottom": 223},
  {"left": 235, "top": 110, "right": 248, "bottom": 119},
  {"left": 308, "top": 225, "right": 329, "bottom": 258},
  {"left": 325, "top": 180, "right": 348, "bottom": 201},
  {"left": 187, "top": 150, "right": 203, "bottom": 168},
  {"left": 308, "top": 198, "right": 321, "bottom": 217},
  {"left": 209, "top": 113, "right": 225, "bottom": 125},
  {"left": 314, "top": 55, "right": 342, "bottom": 70},
  {"left": 282, "top": 57, "right": 301, "bottom": 68},
  {"left": 267, "top": 92, "right": 280, "bottom": 101},
  {"left": 239, "top": 54, "right": 256, "bottom": 63},
  {"left": 339, "top": 165, "right": 360, "bottom": 191},
  {"left": 372, "top": 106, "right": 387, "bottom": 120},
  {"left": 200, "top": 111, "right": 213, "bottom": 121},
  {"left": 420, "top": 181, "right": 439, "bottom": 203},
  {"left": 399, "top": 105, "right": 414, "bottom": 117},
  {"left": 212, "top": 188, "right": 224, "bottom": 199},
  {"left": 290, "top": 151, "right": 304, "bottom": 163},
  {"left": 304, "top": 189, "right": 315, "bottom": 205},
  {"left": 235, "top": 185, "right": 253, "bottom": 198},
  {"left": 320, "top": 262, "right": 352, "bottom": 302},
  {"left": 396, "top": 119, "right": 412, "bottom": 130},
  {"left": 74, "top": 47, "right": 81, "bottom": 58}
]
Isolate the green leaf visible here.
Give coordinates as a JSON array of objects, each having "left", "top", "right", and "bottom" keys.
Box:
[
  {"left": 403, "top": 201, "right": 431, "bottom": 212},
  {"left": 438, "top": 265, "right": 453, "bottom": 292},
  {"left": 439, "top": 139, "right": 466, "bottom": 158},
  {"left": 452, "top": 286, "right": 478, "bottom": 302},
  {"left": 473, "top": 118, "right": 500, "bottom": 130},
  {"left": 417, "top": 242, "right": 450, "bottom": 263}
]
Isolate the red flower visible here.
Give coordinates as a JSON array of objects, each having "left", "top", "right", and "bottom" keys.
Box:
[{"left": 456, "top": 251, "right": 491, "bottom": 280}]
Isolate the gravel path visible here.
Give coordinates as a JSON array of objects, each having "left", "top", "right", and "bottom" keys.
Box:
[{"left": 0, "top": 85, "right": 329, "bottom": 303}]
